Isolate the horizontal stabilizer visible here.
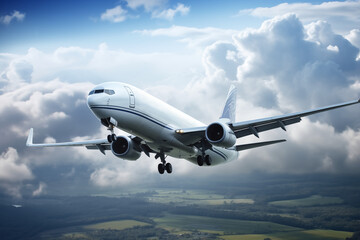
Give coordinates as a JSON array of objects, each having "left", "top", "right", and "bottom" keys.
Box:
[{"left": 235, "top": 139, "right": 286, "bottom": 151}]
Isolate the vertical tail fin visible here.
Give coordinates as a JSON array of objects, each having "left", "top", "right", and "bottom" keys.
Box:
[{"left": 220, "top": 85, "right": 237, "bottom": 122}]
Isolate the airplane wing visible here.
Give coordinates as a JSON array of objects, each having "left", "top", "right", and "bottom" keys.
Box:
[
  {"left": 26, "top": 128, "right": 110, "bottom": 154},
  {"left": 231, "top": 99, "right": 359, "bottom": 138},
  {"left": 176, "top": 99, "right": 360, "bottom": 141}
]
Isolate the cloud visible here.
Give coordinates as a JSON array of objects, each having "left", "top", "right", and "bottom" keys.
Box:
[
  {"left": 0, "top": 148, "right": 33, "bottom": 182},
  {"left": 0, "top": 148, "right": 33, "bottom": 198},
  {"left": 152, "top": 3, "right": 190, "bottom": 20},
  {"left": 100, "top": 1, "right": 189, "bottom": 23},
  {"left": 32, "top": 182, "right": 47, "bottom": 196},
  {"left": 241, "top": 0, "right": 360, "bottom": 34},
  {"left": 100, "top": 5, "right": 128, "bottom": 23},
  {"left": 126, "top": 0, "right": 167, "bottom": 11},
  {"left": 345, "top": 29, "right": 360, "bottom": 49},
  {"left": 0, "top": 10, "right": 25, "bottom": 25},
  {"left": 136, "top": 25, "right": 238, "bottom": 48}
]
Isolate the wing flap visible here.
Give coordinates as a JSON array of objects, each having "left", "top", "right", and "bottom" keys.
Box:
[
  {"left": 231, "top": 99, "right": 359, "bottom": 138},
  {"left": 235, "top": 139, "right": 286, "bottom": 151},
  {"left": 235, "top": 117, "right": 301, "bottom": 138},
  {"left": 232, "top": 99, "right": 359, "bottom": 131}
]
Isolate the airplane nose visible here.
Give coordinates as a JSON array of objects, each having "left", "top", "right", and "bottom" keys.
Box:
[{"left": 87, "top": 94, "right": 96, "bottom": 108}]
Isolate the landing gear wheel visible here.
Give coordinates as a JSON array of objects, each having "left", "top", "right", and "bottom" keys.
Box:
[
  {"left": 197, "top": 155, "right": 204, "bottom": 166},
  {"left": 111, "top": 134, "right": 117, "bottom": 142},
  {"left": 165, "top": 163, "right": 172, "bottom": 174},
  {"left": 205, "top": 155, "right": 212, "bottom": 166},
  {"left": 107, "top": 134, "right": 113, "bottom": 143},
  {"left": 158, "top": 163, "right": 165, "bottom": 174}
]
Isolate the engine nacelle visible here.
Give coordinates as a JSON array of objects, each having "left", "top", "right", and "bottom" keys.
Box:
[
  {"left": 205, "top": 122, "right": 236, "bottom": 148},
  {"left": 111, "top": 136, "right": 141, "bottom": 161}
]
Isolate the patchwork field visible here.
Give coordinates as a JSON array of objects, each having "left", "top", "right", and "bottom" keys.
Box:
[
  {"left": 153, "top": 214, "right": 302, "bottom": 235},
  {"left": 85, "top": 220, "right": 150, "bottom": 230},
  {"left": 269, "top": 195, "right": 343, "bottom": 207},
  {"left": 147, "top": 189, "right": 254, "bottom": 205}
]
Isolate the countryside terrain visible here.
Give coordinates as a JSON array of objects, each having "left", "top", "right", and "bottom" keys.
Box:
[{"left": 1, "top": 174, "right": 360, "bottom": 240}]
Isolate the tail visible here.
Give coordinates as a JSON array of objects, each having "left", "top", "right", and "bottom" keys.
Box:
[{"left": 220, "top": 85, "right": 237, "bottom": 122}]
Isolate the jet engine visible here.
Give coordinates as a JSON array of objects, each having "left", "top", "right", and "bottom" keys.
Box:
[
  {"left": 205, "top": 122, "right": 236, "bottom": 148},
  {"left": 111, "top": 136, "right": 141, "bottom": 160}
]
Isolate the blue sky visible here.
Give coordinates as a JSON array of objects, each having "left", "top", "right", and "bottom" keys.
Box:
[
  {"left": 1, "top": 0, "right": 327, "bottom": 53},
  {"left": 0, "top": 0, "right": 360, "bottom": 198}
]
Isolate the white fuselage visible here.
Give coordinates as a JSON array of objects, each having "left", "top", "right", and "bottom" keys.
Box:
[{"left": 87, "top": 82, "right": 238, "bottom": 165}]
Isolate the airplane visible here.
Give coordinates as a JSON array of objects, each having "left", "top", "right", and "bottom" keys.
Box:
[{"left": 26, "top": 82, "right": 360, "bottom": 174}]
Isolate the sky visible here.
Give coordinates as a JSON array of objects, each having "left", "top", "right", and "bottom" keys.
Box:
[{"left": 0, "top": 0, "right": 360, "bottom": 199}]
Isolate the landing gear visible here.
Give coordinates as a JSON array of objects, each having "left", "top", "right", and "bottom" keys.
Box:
[
  {"left": 197, "top": 155, "right": 204, "bottom": 166},
  {"left": 205, "top": 155, "right": 212, "bottom": 166},
  {"left": 155, "top": 151, "right": 172, "bottom": 174},
  {"left": 197, "top": 154, "right": 211, "bottom": 166},
  {"left": 105, "top": 121, "right": 117, "bottom": 143},
  {"left": 158, "top": 163, "right": 165, "bottom": 174},
  {"left": 107, "top": 133, "right": 117, "bottom": 143}
]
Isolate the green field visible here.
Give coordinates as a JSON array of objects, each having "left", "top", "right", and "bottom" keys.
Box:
[
  {"left": 153, "top": 214, "right": 301, "bottom": 235},
  {"left": 147, "top": 189, "right": 254, "bottom": 206},
  {"left": 221, "top": 230, "right": 352, "bottom": 240},
  {"left": 269, "top": 195, "right": 343, "bottom": 207},
  {"left": 85, "top": 220, "right": 150, "bottom": 230}
]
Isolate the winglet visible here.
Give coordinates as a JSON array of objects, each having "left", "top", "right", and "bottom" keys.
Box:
[
  {"left": 220, "top": 85, "right": 237, "bottom": 122},
  {"left": 26, "top": 128, "right": 34, "bottom": 146}
]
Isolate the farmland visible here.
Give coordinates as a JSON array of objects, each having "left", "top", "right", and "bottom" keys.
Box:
[{"left": 1, "top": 174, "right": 360, "bottom": 240}]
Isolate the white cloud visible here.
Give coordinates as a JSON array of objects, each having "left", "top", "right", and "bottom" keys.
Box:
[
  {"left": 101, "top": 5, "right": 127, "bottom": 23},
  {"left": 100, "top": 1, "right": 189, "bottom": 22},
  {"left": 241, "top": 0, "right": 360, "bottom": 34},
  {"left": 32, "top": 182, "right": 47, "bottom": 196},
  {"left": 136, "top": 25, "right": 238, "bottom": 48},
  {"left": 0, "top": 10, "right": 25, "bottom": 25},
  {"left": 126, "top": 0, "right": 167, "bottom": 11},
  {"left": 345, "top": 29, "right": 360, "bottom": 49},
  {"left": 0, "top": 148, "right": 33, "bottom": 198},
  {"left": 0, "top": 148, "right": 33, "bottom": 182},
  {"left": 152, "top": 3, "right": 190, "bottom": 20}
]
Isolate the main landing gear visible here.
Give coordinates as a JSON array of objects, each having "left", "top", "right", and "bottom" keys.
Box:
[
  {"left": 197, "top": 154, "right": 212, "bottom": 166},
  {"left": 196, "top": 139, "right": 212, "bottom": 166},
  {"left": 155, "top": 151, "right": 172, "bottom": 174}
]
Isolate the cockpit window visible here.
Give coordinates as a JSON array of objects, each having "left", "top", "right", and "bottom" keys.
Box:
[
  {"left": 94, "top": 89, "right": 104, "bottom": 94},
  {"left": 105, "top": 89, "right": 115, "bottom": 95},
  {"left": 88, "top": 89, "right": 115, "bottom": 95}
]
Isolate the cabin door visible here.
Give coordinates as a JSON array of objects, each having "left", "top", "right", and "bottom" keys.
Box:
[{"left": 124, "top": 86, "right": 135, "bottom": 108}]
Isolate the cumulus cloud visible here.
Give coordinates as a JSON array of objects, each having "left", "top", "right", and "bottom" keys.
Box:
[
  {"left": 152, "top": 3, "right": 190, "bottom": 20},
  {"left": 0, "top": 10, "right": 25, "bottom": 25},
  {"left": 100, "top": 5, "right": 128, "bottom": 23},
  {"left": 241, "top": 0, "right": 360, "bottom": 34},
  {"left": 345, "top": 29, "right": 360, "bottom": 49},
  {"left": 0, "top": 148, "right": 33, "bottom": 198}
]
